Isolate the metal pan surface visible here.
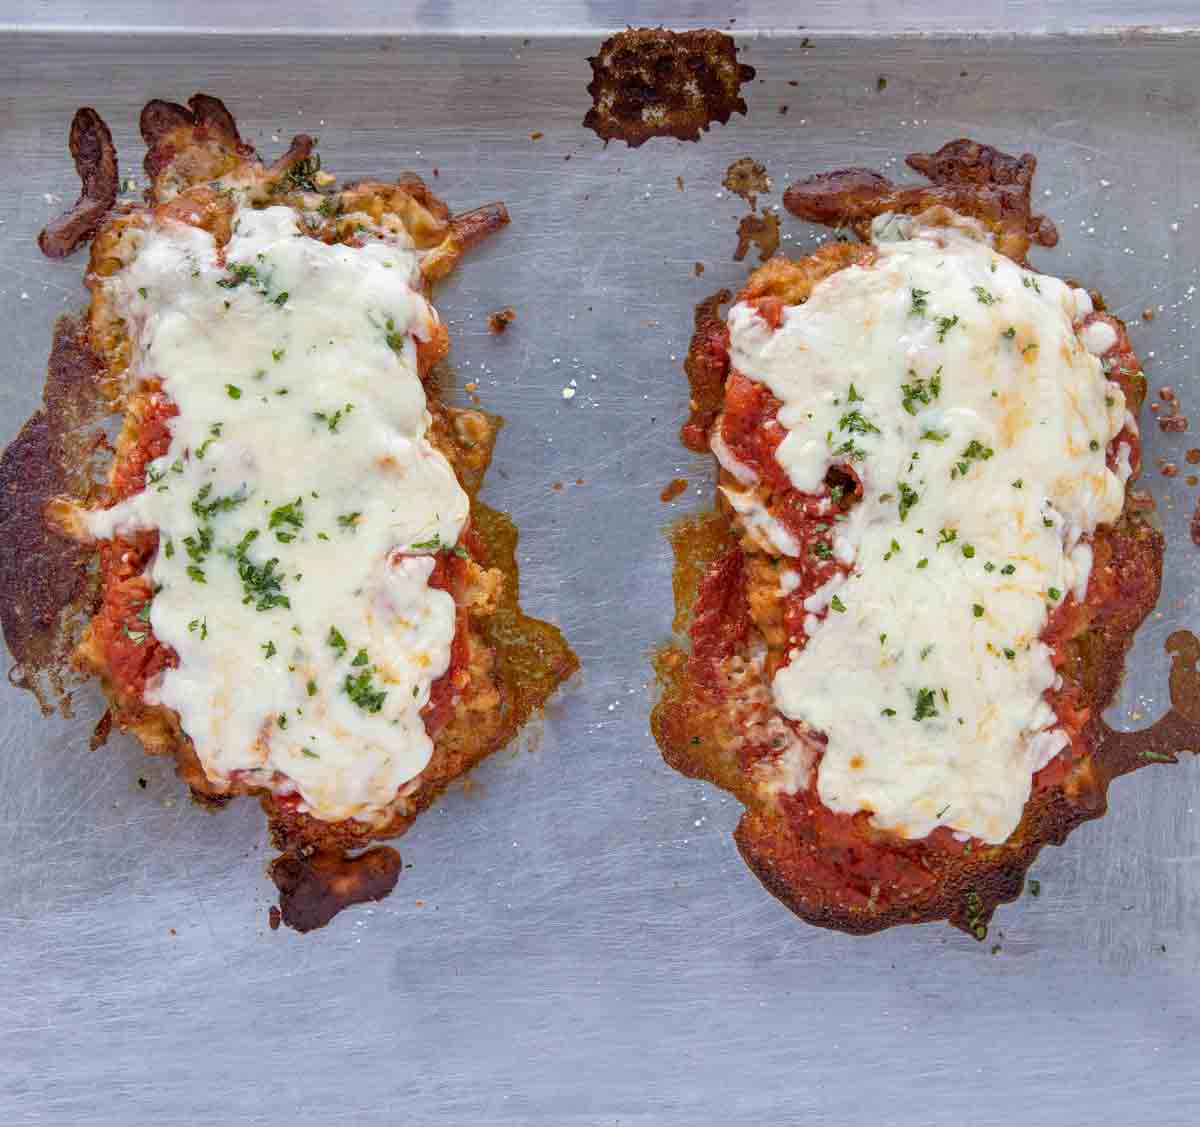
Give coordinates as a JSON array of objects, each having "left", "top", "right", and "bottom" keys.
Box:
[{"left": 1, "top": 23, "right": 1198, "bottom": 1127}]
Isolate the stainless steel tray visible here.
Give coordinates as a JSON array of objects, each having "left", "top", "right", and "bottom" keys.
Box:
[{"left": 3, "top": 22, "right": 1199, "bottom": 1126}]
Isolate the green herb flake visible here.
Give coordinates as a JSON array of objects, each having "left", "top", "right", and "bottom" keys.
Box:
[
  {"left": 1137, "top": 749, "right": 1176, "bottom": 763},
  {"left": 261, "top": 640, "right": 277, "bottom": 660},
  {"left": 971, "top": 285, "right": 995, "bottom": 305},
  {"left": 847, "top": 383, "right": 862, "bottom": 403},
  {"left": 1000, "top": 563, "right": 1016, "bottom": 576},
  {"left": 1047, "top": 586, "right": 1062, "bottom": 601},
  {"left": 337, "top": 511, "right": 361, "bottom": 531},
  {"left": 272, "top": 348, "right": 286, "bottom": 363},
  {"left": 935, "top": 314, "right": 960, "bottom": 342},
  {"left": 225, "top": 384, "right": 242, "bottom": 400},
  {"left": 838, "top": 409, "right": 880, "bottom": 436},
  {"left": 1022, "top": 275, "right": 1042, "bottom": 294},
  {"left": 916, "top": 557, "right": 928, "bottom": 570},
  {"left": 122, "top": 623, "right": 148, "bottom": 645},
  {"left": 351, "top": 647, "right": 370, "bottom": 667},
  {"left": 972, "top": 603, "right": 984, "bottom": 618},
  {"left": 1028, "top": 878, "right": 1041, "bottom": 897},
  {"left": 961, "top": 543, "right": 976, "bottom": 559},
  {"left": 881, "top": 707, "right": 897, "bottom": 717},
  {"left": 830, "top": 595, "right": 847, "bottom": 614},
  {"left": 883, "top": 538, "right": 901, "bottom": 561},
  {"left": 898, "top": 482, "right": 919, "bottom": 521},
  {"left": 327, "top": 626, "right": 347, "bottom": 655},
  {"left": 344, "top": 668, "right": 387, "bottom": 714},
  {"left": 913, "top": 687, "right": 939, "bottom": 721},
  {"left": 1002, "top": 326, "right": 1016, "bottom": 340},
  {"left": 186, "top": 565, "right": 206, "bottom": 584},
  {"left": 937, "top": 528, "right": 957, "bottom": 548},
  {"left": 909, "top": 288, "right": 930, "bottom": 317}
]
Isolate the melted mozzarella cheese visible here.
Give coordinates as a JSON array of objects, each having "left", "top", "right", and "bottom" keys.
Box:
[
  {"left": 85, "top": 206, "right": 468, "bottom": 824},
  {"left": 726, "top": 215, "right": 1130, "bottom": 844}
]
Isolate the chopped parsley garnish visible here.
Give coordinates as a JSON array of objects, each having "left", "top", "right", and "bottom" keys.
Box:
[
  {"left": 233, "top": 529, "right": 290, "bottom": 611},
  {"left": 122, "top": 623, "right": 147, "bottom": 645},
  {"left": 1138, "top": 749, "right": 1175, "bottom": 763},
  {"left": 883, "top": 538, "right": 901, "bottom": 561},
  {"left": 1003, "top": 647, "right": 1016, "bottom": 660},
  {"left": 909, "top": 288, "right": 930, "bottom": 317},
  {"left": 1022, "top": 275, "right": 1042, "bottom": 294},
  {"left": 1021, "top": 342, "right": 1038, "bottom": 356},
  {"left": 1028, "top": 878, "right": 1041, "bottom": 897},
  {"left": 351, "top": 647, "right": 370, "bottom": 667},
  {"left": 268, "top": 498, "right": 305, "bottom": 538},
  {"left": 1000, "top": 563, "right": 1016, "bottom": 576},
  {"left": 344, "top": 668, "right": 387, "bottom": 714},
  {"left": 411, "top": 534, "right": 469, "bottom": 558},
  {"left": 272, "top": 347, "right": 286, "bottom": 363},
  {"left": 983, "top": 562, "right": 995, "bottom": 573},
  {"left": 900, "top": 370, "right": 942, "bottom": 415},
  {"left": 961, "top": 543, "right": 975, "bottom": 559},
  {"left": 225, "top": 384, "right": 242, "bottom": 399},
  {"left": 277, "top": 713, "right": 288, "bottom": 729},
  {"left": 307, "top": 680, "right": 317, "bottom": 697},
  {"left": 830, "top": 595, "right": 847, "bottom": 613},
  {"left": 913, "top": 687, "right": 939, "bottom": 721},
  {"left": 136, "top": 600, "right": 152, "bottom": 623},
  {"left": 1043, "top": 517, "right": 1055, "bottom": 529},
  {"left": 327, "top": 626, "right": 347, "bottom": 655},
  {"left": 881, "top": 707, "right": 897, "bottom": 717},
  {"left": 273, "top": 291, "right": 289, "bottom": 307},
  {"left": 897, "top": 482, "right": 919, "bottom": 521},
  {"left": 137, "top": 287, "right": 148, "bottom": 299},
  {"left": 920, "top": 427, "right": 949, "bottom": 443},
  {"left": 314, "top": 403, "right": 354, "bottom": 433},
  {"left": 1002, "top": 326, "right": 1016, "bottom": 340},
  {"left": 187, "top": 617, "right": 208, "bottom": 640},
  {"left": 812, "top": 540, "right": 833, "bottom": 560},
  {"left": 1012, "top": 478, "right": 1023, "bottom": 489},
  {"left": 1089, "top": 439, "right": 1100, "bottom": 451},
  {"left": 300, "top": 747, "right": 320, "bottom": 759},
  {"left": 261, "top": 640, "right": 277, "bottom": 659},
  {"left": 282, "top": 153, "right": 322, "bottom": 191},
  {"left": 847, "top": 383, "right": 862, "bottom": 403},
  {"left": 916, "top": 557, "right": 929, "bottom": 569},
  {"left": 186, "top": 564, "right": 206, "bottom": 584},
  {"left": 217, "top": 263, "right": 260, "bottom": 290},
  {"left": 163, "top": 539, "right": 175, "bottom": 559},
  {"left": 971, "top": 285, "right": 996, "bottom": 305},
  {"left": 337, "top": 511, "right": 361, "bottom": 531},
  {"left": 935, "top": 314, "right": 960, "bottom": 342},
  {"left": 920, "top": 644, "right": 935, "bottom": 660},
  {"left": 1047, "top": 586, "right": 1062, "bottom": 601},
  {"left": 937, "top": 528, "right": 957, "bottom": 548},
  {"left": 831, "top": 438, "right": 866, "bottom": 461},
  {"left": 195, "top": 422, "right": 223, "bottom": 460},
  {"left": 838, "top": 409, "right": 880, "bottom": 436},
  {"left": 951, "top": 439, "right": 994, "bottom": 479},
  {"left": 973, "top": 603, "right": 984, "bottom": 618}
]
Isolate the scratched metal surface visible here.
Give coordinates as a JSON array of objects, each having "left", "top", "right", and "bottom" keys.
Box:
[{"left": 2, "top": 26, "right": 1200, "bottom": 1127}]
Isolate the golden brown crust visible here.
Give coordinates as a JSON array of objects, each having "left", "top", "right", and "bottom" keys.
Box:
[
  {"left": 656, "top": 141, "right": 1167, "bottom": 937},
  {"left": 783, "top": 139, "right": 1059, "bottom": 262},
  {"left": 38, "top": 108, "right": 119, "bottom": 259},
  {"left": 5, "top": 94, "right": 575, "bottom": 927}
]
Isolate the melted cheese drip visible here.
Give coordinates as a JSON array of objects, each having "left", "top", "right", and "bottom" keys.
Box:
[
  {"left": 85, "top": 206, "right": 468, "bottom": 824},
  {"left": 727, "top": 215, "right": 1129, "bottom": 844}
]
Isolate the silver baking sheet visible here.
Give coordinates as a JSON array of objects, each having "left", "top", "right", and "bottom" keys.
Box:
[{"left": 2, "top": 24, "right": 1200, "bottom": 1127}]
